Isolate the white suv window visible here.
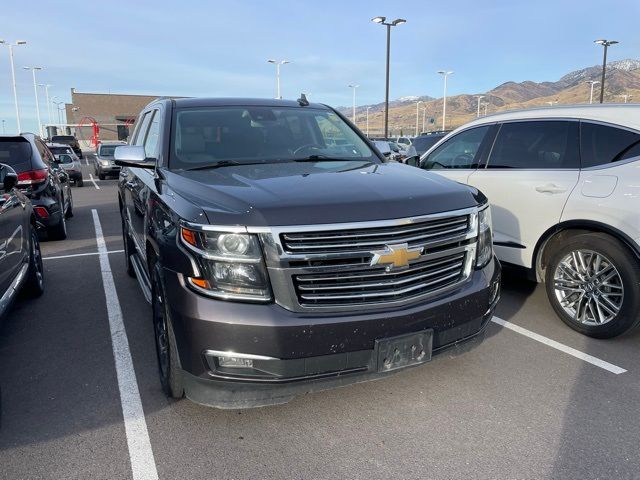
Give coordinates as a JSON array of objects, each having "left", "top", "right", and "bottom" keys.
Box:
[
  {"left": 487, "top": 121, "right": 579, "bottom": 169},
  {"left": 580, "top": 122, "right": 640, "bottom": 168},
  {"left": 422, "top": 126, "right": 490, "bottom": 170}
]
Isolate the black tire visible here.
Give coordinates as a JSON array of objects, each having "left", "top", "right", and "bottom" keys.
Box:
[
  {"left": 121, "top": 212, "right": 136, "bottom": 278},
  {"left": 545, "top": 232, "right": 640, "bottom": 338},
  {"left": 151, "top": 261, "right": 184, "bottom": 399},
  {"left": 47, "top": 202, "right": 68, "bottom": 240},
  {"left": 98, "top": 172, "right": 105, "bottom": 180},
  {"left": 65, "top": 192, "right": 73, "bottom": 218},
  {"left": 76, "top": 178, "right": 84, "bottom": 187},
  {"left": 24, "top": 224, "right": 44, "bottom": 297}
]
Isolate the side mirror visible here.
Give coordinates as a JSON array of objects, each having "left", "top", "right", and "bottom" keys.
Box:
[
  {"left": 404, "top": 155, "right": 420, "bottom": 167},
  {"left": 114, "top": 145, "right": 155, "bottom": 169},
  {"left": 0, "top": 164, "right": 18, "bottom": 192}
]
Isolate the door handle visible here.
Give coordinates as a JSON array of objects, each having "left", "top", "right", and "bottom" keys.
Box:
[{"left": 535, "top": 183, "right": 567, "bottom": 194}]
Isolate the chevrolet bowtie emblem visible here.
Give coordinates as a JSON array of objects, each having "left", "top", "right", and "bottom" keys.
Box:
[{"left": 370, "top": 243, "right": 423, "bottom": 270}]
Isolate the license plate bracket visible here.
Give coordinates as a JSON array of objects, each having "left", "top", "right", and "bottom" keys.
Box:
[{"left": 375, "top": 330, "right": 433, "bottom": 372}]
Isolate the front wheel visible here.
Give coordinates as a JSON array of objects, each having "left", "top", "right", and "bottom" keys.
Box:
[
  {"left": 151, "top": 262, "right": 184, "bottom": 399},
  {"left": 545, "top": 232, "right": 640, "bottom": 338}
]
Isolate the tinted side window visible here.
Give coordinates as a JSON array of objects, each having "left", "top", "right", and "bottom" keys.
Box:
[
  {"left": 580, "top": 122, "right": 640, "bottom": 168},
  {"left": 133, "top": 112, "right": 152, "bottom": 146},
  {"left": 487, "top": 121, "right": 579, "bottom": 169},
  {"left": 35, "top": 140, "right": 53, "bottom": 166},
  {"left": 422, "top": 126, "right": 489, "bottom": 170},
  {"left": 144, "top": 110, "right": 161, "bottom": 159}
]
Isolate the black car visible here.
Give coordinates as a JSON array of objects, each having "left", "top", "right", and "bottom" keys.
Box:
[
  {"left": 0, "top": 163, "right": 44, "bottom": 319},
  {"left": 0, "top": 134, "right": 73, "bottom": 240},
  {"left": 116, "top": 97, "right": 500, "bottom": 408},
  {"left": 50, "top": 135, "right": 83, "bottom": 159},
  {"left": 407, "top": 132, "right": 449, "bottom": 158}
]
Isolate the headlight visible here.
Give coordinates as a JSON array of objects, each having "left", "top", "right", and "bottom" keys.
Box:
[
  {"left": 100, "top": 160, "right": 110, "bottom": 166},
  {"left": 180, "top": 227, "right": 271, "bottom": 301},
  {"left": 476, "top": 205, "right": 493, "bottom": 268}
]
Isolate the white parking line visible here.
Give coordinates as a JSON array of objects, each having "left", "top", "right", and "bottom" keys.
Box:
[
  {"left": 491, "top": 316, "right": 627, "bottom": 375},
  {"left": 85, "top": 157, "right": 90, "bottom": 166},
  {"left": 43, "top": 249, "right": 124, "bottom": 260},
  {"left": 89, "top": 173, "right": 101, "bottom": 190},
  {"left": 92, "top": 209, "right": 159, "bottom": 480}
]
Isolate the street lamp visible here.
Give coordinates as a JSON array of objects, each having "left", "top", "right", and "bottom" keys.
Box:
[
  {"left": 475, "top": 95, "right": 485, "bottom": 118},
  {"left": 594, "top": 39, "right": 619, "bottom": 104},
  {"left": 366, "top": 106, "right": 372, "bottom": 137},
  {"left": 0, "top": 40, "right": 27, "bottom": 133},
  {"left": 618, "top": 94, "right": 632, "bottom": 103},
  {"left": 24, "top": 66, "right": 44, "bottom": 136},
  {"left": 267, "top": 59, "right": 290, "bottom": 99},
  {"left": 437, "top": 70, "right": 454, "bottom": 130},
  {"left": 348, "top": 84, "right": 359, "bottom": 124},
  {"left": 39, "top": 84, "right": 53, "bottom": 127},
  {"left": 422, "top": 106, "right": 427, "bottom": 133},
  {"left": 371, "top": 16, "right": 406, "bottom": 139},
  {"left": 482, "top": 103, "right": 489, "bottom": 116},
  {"left": 415, "top": 100, "right": 424, "bottom": 136},
  {"left": 585, "top": 80, "right": 600, "bottom": 104},
  {"left": 52, "top": 99, "right": 65, "bottom": 131}
]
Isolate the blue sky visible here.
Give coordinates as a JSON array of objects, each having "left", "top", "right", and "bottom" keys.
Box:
[{"left": 1, "top": 0, "right": 638, "bottom": 133}]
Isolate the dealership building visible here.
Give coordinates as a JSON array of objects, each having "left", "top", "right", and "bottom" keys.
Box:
[{"left": 63, "top": 89, "right": 168, "bottom": 145}]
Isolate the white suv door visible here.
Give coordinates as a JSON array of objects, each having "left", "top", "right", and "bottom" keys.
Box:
[{"left": 426, "top": 120, "right": 581, "bottom": 268}]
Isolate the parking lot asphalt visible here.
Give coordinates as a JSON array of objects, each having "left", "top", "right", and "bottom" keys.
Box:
[{"left": 1, "top": 157, "right": 639, "bottom": 480}]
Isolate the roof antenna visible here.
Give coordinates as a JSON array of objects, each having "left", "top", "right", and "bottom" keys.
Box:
[{"left": 297, "top": 93, "right": 309, "bottom": 106}]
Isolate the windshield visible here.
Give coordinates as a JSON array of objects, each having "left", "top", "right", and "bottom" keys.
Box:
[
  {"left": 170, "top": 106, "right": 377, "bottom": 170},
  {"left": 99, "top": 145, "right": 118, "bottom": 157},
  {"left": 412, "top": 135, "right": 444, "bottom": 154}
]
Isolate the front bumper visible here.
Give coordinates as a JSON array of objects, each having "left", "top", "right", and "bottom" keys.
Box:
[
  {"left": 97, "top": 163, "right": 121, "bottom": 174},
  {"left": 164, "top": 256, "right": 501, "bottom": 408}
]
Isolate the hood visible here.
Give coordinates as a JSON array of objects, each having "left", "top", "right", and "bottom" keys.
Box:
[{"left": 166, "top": 161, "right": 483, "bottom": 227}]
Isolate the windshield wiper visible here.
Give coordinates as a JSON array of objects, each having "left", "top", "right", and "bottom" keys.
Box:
[
  {"left": 291, "top": 155, "right": 365, "bottom": 162},
  {"left": 184, "top": 160, "right": 268, "bottom": 171}
]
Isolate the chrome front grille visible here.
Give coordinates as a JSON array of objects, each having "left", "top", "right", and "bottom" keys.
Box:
[
  {"left": 294, "top": 251, "right": 466, "bottom": 306},
  {"left": 256, "top": 207, "right": 479, "bottom": 313},
  {"left": 281, "top": 215, "right": 470, "bottom": 254}
]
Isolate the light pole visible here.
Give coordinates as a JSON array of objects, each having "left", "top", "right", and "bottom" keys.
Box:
[
  {"left": 437, "top": 70, "right": 454, "bottom": 130},
  {"left": 475, "top": 95, "right": 485, "bottom": 117},
  {"left": 594, "top": 39, "right": 619, "bottom": 104},
  {"left": 39, "top": 84, "right": 53, "bottom": 128},
  {"left": 0, "top": 40, "right": 27, "bottom": 133},
  {"left": 546, "top": 100, "right": 558, "bottom": 106},
  {"left": 585, "top": 80, "right": 600, "bottom": 104},
  {"left": 422, "top": 106, "right": 427, "bottom": 133},
  {"left": 371, "top": 16, "right": 406, "bottom": 139},
  {"left": 52, "top": 100, "right": 64, "bottom": 131},
  {"left": 348, "top": 84, "right": 359, "bottom": 124},
  {"left": 366, "top": 106, "right": 372, "bottom": 137},
  {"left": 415, "top": 100, "right": 424, "bottom": 136},
  {"left": 24, "top": 66, "right": 44, "bottom": 136},
  {"left": 618, "top": 94, "right": 632, "bottom": 103},
  {"left": 482, "top": 103, "right": 489, "bottom": 116},
  {"left": 267, "top": 59, "right": 290, "bottom": 99}
]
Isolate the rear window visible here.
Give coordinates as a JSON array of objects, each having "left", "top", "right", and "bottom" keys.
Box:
[
  {"left": 580, "top": 122, "right": 640, "bottom": 168},
  {"left": 52, "top": 136, "right": 75, "bottom": 141},
  {"left": 49, "top": 146, "right": 72, "bottom": 155},
  {"left": 0, "top": 138, "right": 32, "bottom": 173}
]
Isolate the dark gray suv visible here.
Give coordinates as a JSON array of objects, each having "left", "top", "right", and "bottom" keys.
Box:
[{"left": 116, "top": 97, "right": 501, "bottom": 408}]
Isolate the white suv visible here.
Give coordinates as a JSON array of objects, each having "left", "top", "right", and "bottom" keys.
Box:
[{"left": 417, "top": 105, "right": 640, "bottom": 338}]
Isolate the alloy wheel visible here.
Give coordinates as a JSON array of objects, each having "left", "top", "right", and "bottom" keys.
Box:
[
  {"left": 152, "top": 278, "right": 170, "bottom": 382},
  {"left": 31, "top": 231, "right": 44, "bottom": 288},
  {"left": 553, "top": 249, "right": 624, "bottom": 326}
]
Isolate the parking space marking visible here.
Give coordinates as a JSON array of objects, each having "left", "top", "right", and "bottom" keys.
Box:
[
  {"left": 491, "top": 317, "right": 627, "bottom": 375},
  {"left": 43, "top": 249, "right": 124, "bottom": 261},
  {"left": 89, "top": 173, "right": 101, "bottom": 190},
  {"left": 92, "top": 209, "right": 159, "bottom": 480}
]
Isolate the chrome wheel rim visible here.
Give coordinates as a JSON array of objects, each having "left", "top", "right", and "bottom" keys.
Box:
[{"left": 553, "top": 249, "right": 624, "bottom": 326}]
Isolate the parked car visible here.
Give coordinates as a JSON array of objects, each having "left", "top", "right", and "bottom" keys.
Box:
[
  {"left": 418, "top": 105, "right": 640, "bottom": 338},
  {"left": 0, "top": 134, "right": 73, "bottom": 240},
  {"left": 396, "top": 136, "right": 412, "bottom": 148},
  {"left": 406, "top": 132, "right": 449, "bottom": 159},
  {"left": 94, "top": 141, "right": 126, "bottom": 179},
  {"left": 371, "top": 140, "right": 403, "bottom": 161},
  {"left": 115, "top": 97, "right": 500, "bottom": 408},
  {"left": 50, "top": 135, "right": 83, "bottom": 159},
  {"left": 0, "top": 163, "right": 45, "bottom": 320},
  {"left": 47, "top": 143, "right": 83, "bottom": 186}
]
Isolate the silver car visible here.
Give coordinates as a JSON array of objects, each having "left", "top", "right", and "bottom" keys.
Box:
[
  {"left": 94, "top": 141, "right": 126, "bottom": 179},
  {"left": 47, "top": 143, "right": 84, "bottom": 187}
]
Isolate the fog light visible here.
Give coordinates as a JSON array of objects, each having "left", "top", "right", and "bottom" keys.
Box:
[{"left": 218, "top": 356, "right": 253, "bottom": 368}]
